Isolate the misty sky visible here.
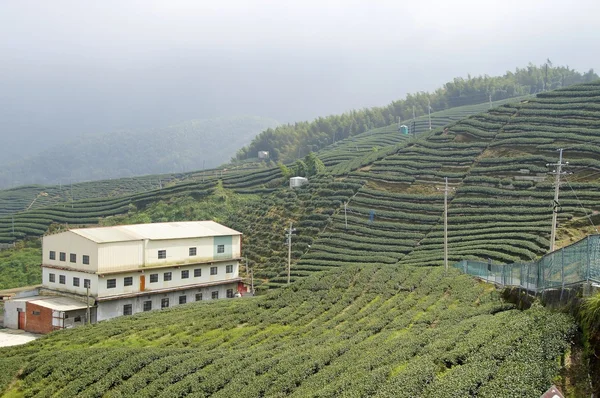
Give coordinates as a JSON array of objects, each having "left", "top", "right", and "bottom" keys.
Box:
[{"left": 1, "top": 0, "right": 599, "bottom": 160}]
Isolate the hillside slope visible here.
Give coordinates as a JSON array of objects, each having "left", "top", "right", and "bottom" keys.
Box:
[
  {"left": 297, "top": 81, "right": 600, "bottom": 278},
  {"left": 0, "top": 116, "right": 278, "bottom": 188},
  {"left": 0, "top": 265, "right": 574, "bottom": 397}
]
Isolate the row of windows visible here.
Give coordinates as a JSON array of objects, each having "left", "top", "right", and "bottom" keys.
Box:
[
  {"left": 105, "top": 265, "right": 235, "bottom": 289},
  {"left": 48, "top": 273, "right": 90, "bottom": 288},
  {"left": 158, "top": 245, "right": 225, "bottom": 259},
  {"left": 123, "top": 289, "right": 234, "bottom": 314},
  {"left": 49, "top": 251, "right": 90, "bottom": 265}
]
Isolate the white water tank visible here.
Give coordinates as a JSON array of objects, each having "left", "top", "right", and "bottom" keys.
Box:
[{"left": 289, "top": 177, "right": 308, "bottom": 189}]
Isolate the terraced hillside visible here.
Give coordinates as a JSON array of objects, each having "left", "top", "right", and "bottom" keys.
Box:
[
  {"left": 0, "top": 265, "right": 574, "bottom": 397},
  {"left": 316, "top": 96, "right": 530, "bottom": 168},
  {"left": 0, "top": 167, "right": 286, "bottom": 244},
  {"left": 299, "top": 82, "right": 600, "bottom": 276}
]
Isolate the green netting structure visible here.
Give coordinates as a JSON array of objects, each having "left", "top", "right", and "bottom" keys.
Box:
[{"left": 453, "top": 234, "right": 600, "bottom": 292}]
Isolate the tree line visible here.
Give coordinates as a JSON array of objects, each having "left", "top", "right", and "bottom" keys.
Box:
[{"left": 235, "top": 63, "right": 598, "bottom": 163}]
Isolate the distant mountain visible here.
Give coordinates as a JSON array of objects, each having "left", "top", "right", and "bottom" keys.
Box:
[{"left": 0, "top": 116, "right": 278, "bottom": 188}]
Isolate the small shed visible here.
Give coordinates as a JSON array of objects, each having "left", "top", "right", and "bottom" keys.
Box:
[
  {"left": 290, "top": 177, "right": 308, "bottom": 189},
  {"left": 258, "top": 151, "right": 269, "bottom": 159},
  {"left": 4, "top": 295, "right": 89, "bottom": 334}
]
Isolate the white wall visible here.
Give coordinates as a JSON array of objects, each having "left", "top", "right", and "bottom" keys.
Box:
[
  {"left": 43, "top": 232, "right": 99, "bottom": 271},
  {"left": 96, "top": 282, "right": 239, "bottom": 322},
  {"left": 42, "top": 267, "right": 99, "bottom": 296},
  {"left": 96, "top": 261, "right": 239, "bottom": 298},
  {"left": 98, "top": 241, "right": 143, "bottom": 272}
]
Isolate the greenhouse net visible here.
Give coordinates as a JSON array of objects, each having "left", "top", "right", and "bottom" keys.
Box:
[{"left": 453, "top": 234, "right": 600, "bottom": 292}]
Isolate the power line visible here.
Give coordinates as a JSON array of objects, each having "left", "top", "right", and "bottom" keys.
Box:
[
  {"left": 546, "top": 149, "right": 568, "bottom": 252},
  {"left": 564, "top": 174, "right": 599, "bottom": 233}
]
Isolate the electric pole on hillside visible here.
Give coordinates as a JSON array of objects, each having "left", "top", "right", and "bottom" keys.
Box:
[
  {"left": 547, "top": 149, "right": 568, "bottom": 252},
  {"left": 489, "top": 93, "right": 493, "bottom": 109},
  {"left": 438, "top": 177, "right": 454, "bottom": 274},
  {"left": 344, "top": 202, "right": 348, "bottom": 229},
  {"left": 286, "top": 222, "right": 296, "bottom": 284},
  {"left": 428, "top": 99, "right": 432, "bottom": 130}
]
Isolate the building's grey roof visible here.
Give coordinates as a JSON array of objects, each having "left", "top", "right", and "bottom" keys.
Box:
[
  {"left": 30, "top": 296, "right": 89, "bottom": 311},
  {"left": 8, "top": 296, "right": 88, "bottom": 311},
  {"left": 68, "top": 221, "right": 242, "bottom": 244}
]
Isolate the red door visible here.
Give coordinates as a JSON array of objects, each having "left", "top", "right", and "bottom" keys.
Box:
[
  {"left": 18, "top": 311, "right": 25, "bottom": 330},
  {"left": 140, "top": 275, "right": 146, "bottom": 291}
]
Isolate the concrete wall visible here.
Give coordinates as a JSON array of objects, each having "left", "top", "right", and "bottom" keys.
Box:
[
  {"left": 96, "top": 261, "right": 239, "bottom": 298},
  {"left": 96, "top": 282, "right": 239, "bottom": 322},
  {"left": 43, "top": 232, "right": 99, "bottom": 271},
  {"left": 3, "top": 297, "right": 39, "bottom": 329},
  {"left": 43, "top": 268, "right": 99, "bottom": 296}
]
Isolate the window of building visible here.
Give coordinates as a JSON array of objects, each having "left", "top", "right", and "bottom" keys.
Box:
[
  {"left": 150, "top": 274, "right": 158, "bottom": 283},
  {"left": 164, "top": 272, "right": 172, "bottom": 282},
  {"left": 49, "top": 251, "right": 56, "bottom": 260},
  {"left": 70, "top": 253, "right": 76, "bottom": 263},
  {"left": 181, "top": 270, "right": 189, "bottom": 279},
  {"left": 226, "top": 264, "right": 233, "bottom": 273},
  {"left": 195, "top": 293, "right": 203, "bottom": 301},
  {"left": 84, "top": 279, "right": 91, "bottom": 288},
  {"left": 59, "top": 275, "right": 66, "bottom": 284},
  {"left": 210, "top": 266, "right": 218, "bottom": 275},
  {"left": 124, "top": 277, "right": 133, "bottom": 286},
  {"left": 123, "top": 304, "right": 133, "bottom": 316},
  {"left": 32, "top": 310, "right": 41, "bottom": 315},
  {"left": 59, "top": 252, "right": 66, "bottom": 261},
  {"left": 194, "top": 268, "right": 201, "bottom": 277},
  {"left": 73, "top": 277, "right": 80, "bottom": 287},
  {"left": 217, "top": 244, "right": 225, "bottom": 254},
  {"left": 158, "top": 250, "right": 166, "bottom": 259},
  {"left": 179, "top": 295, "right": 187, "bottom": 305},
  {"left": 107, "top": 279, "right": 117, "bottom": 289},
  {"left": 74, "top": 316, "right": 82, "bottom": 322},
  {"left": 161, "top": 298, "right": 169, "bottom": 308},
  {"left": 189, "top": 247, "right": 197, "bottom": 256},
  {"left": 49, "top": 273, "right": 56, "bottom": 283},
  {"left": 211, "top": 291, "right": 219, "bottom": 299},
  {"left": 143, "top": 301, "right": 152, "bottom": 311},
  {"left": 83, "top": 255, "right": 90, "bottom": 265},
  {"left": 227, "top": 289, "right": 234, "bottom": 298}
]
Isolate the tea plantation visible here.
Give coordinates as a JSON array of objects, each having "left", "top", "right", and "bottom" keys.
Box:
[{"left": 0, "top": 265, "right": 574, "bottom": 397}]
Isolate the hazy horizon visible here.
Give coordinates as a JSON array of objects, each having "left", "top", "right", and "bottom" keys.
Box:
[{"left": 1, "top": 0, "right": 599, "bottom": 162}]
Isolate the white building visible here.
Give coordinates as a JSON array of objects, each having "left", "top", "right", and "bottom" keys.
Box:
[{"left": 38, "top": 221, "right": 243, "bottom": 324}]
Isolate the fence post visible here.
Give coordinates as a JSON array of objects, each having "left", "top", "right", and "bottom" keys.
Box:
[{"left": 526, "top": 263, "right": 531, "bottom": 294}]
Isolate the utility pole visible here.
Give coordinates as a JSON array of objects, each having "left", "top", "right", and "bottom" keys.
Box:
[
  {"left": 250, "top": 265, "right": 255, "bottom": 295},
  {"left": 428, "top": 99, "right": 432, "bottom": 130},
  {"left": 489, "top": 93, "right": 493, "bottom": 109},
  {"left": 547, "top": 149, "right": 567, "bottom": 252},
  {"left": 438, "top": 177, "right": 453, "bottom": 274},
  {"left": 344, "top": 202, "right": 348, "bottom": 229},
  {"left": 286, "top": 222, "right": 296, "bottom": 284},
  {"left": 86, "top": 283, "right": 91, "bottom": 325},
  {"left": 11, "top": 215, "right": 14, "bottom": 236}
]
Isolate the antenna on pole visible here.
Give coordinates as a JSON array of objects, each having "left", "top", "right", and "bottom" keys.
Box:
[
  {"left": 547, "top": 149, "right": 567, "bottom": 252},
  {"left": 285, "top": 222, "right": 296, "bottom": 285},
  {"left": 438, "top": 177, "right": 454, "bottom": 274}
]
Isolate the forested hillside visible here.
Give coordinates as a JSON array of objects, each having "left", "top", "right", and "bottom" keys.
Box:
[
  {"left": 0, "top": 116, "right": 278, "bottom": 188},
  {"left": 235, "top": 63, "right": 597, "bottom": 163}
]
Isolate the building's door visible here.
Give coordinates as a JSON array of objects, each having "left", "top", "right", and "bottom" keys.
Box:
[
  {"left": 18, "top": 311, "right": 25, "bottom": 330},
  {"left": 140, "top": 275, "right": 146, "bottom": 291}
]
